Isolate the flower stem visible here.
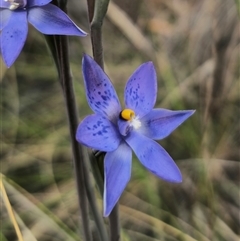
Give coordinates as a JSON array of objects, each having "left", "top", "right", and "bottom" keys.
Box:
[
  {"left": 47, "top": 1, "right": 109, "bottom": 240},
  {"left": 108, "top": 204, "right": 120, "bottom": 241},
  {"left": 55, "top": 35, "right": 92, "bottom": 241},
  {"left": 87, "top": 0, "right": 109, "bottom": 67},
  {"left": 86, "top": 1, "right": 121, "bottom": 240},
  {"left": 82, "top": 149, "right": 109, "bottom": 241},
  {"left": 56, "top": 33, "right": 108, "bottom": 240}
]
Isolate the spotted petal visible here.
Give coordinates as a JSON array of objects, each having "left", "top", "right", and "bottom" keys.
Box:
[
  {"left": 126, "top": 131, "right": 182, "bottom": 183},
  {"left": 82, "top": 55, "right": 121, "bottom": 122},
  {"left": 76, "top": 114, "right": 121, "bottom": 152},
  {"left": 125, "top": 62, "right": 157, "bottom": 118},
  {"left": 0, "top": 11, "right": 28, "bottom": 67},
  {"left": 104, "top": 143, "right": 132, "bottom": 217},
  {"left": 139, "top": 109, "right": 195, "bottom": 140},
  {"left": 28, "top": 4, "right": 86, "bottom": 36},
  {"left": 27, "top": 0, "right": 52, "bottom": 7}
]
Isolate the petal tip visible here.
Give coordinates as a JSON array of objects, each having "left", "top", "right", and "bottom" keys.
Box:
[
  {"left": 158, "top": 169, "right": 182, "bottom": 183},
  {"left": 80, "top": 30, "right": 88, "bottom": 36},
  {"left": 2, "top": 53, "right": 18, "bottom": 68},
  {"left": 103, "top": 201, "right": 118, "bottom": 217},
  {"left": 160, "top": 174, "right": 182, "bottom": 184},
  {"left": 172, "top": 175, "right": 182, "bottom": 183},
  {"left": 5, "top": 62, "right": 12, "bottom": 68},
  {"left": 188, "top": 109, "right": 196, "bottom": 116},
  {"left": 171, "top": 162, "right": 183, "bottom": 182},
  {"left": 82, "top": 53, "right": 93, "bottom": 63},
  {"left": 181, "top": 109, "right": 196, "bottom": 121},
  {"left": 141, "top": 61, "right": 155, "bottom": 73},
  {"left": 146, "top": 61, "right": 154, "bottom": 67},
  {"left": 74, "top": 28, "right": 88, "bottom": 37},
  {"left": 103, "top": 208, "right": 111, "bottom": 217},
  {"left": 168, "top": 169, "right": 182, "bottom": 183},
  {"left": 82, "top": 54, "right": 95, "bottom": 69},
  {"left": 103, "top": 195, "right": 115, "bottom": 217}
]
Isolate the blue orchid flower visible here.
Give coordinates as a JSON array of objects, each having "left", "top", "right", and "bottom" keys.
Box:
[
  {"left": 0, "top": 0, "right": 86, "bottom": 67},
  {"left": 76, "top": 54, "right": 195, "bottom": 217}
]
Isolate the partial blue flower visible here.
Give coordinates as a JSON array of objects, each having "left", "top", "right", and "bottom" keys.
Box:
[
  {"left": 76, "top": 54, "right": 195, "bottom": 217},
  {"left": 0, "top": 0, "right": 87, "bottom": 67}
]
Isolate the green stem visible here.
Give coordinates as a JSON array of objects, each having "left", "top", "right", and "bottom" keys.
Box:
[
  {"left": 82, "top": 149, "right": 109, "bottom": 241},
  {"left": 108, "top": 204, "right": 120, "bottom": 241},
  {"left": 86, "top": 0, "right": 121, "bottom": 240},
  {"left": 57, "top": 35, "right": 108, "bottom": 239},
  {"left": 47, "top": 1, "right": 109, "bottom": 240},
  {"left": 55, "top": 35, "right": 92, "bottom": 241},
  {"left": 88, "top": 0, "right": 109, "bottom": 67}
]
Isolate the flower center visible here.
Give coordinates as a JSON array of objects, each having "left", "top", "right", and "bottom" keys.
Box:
[
  {"left": 5, "top": 0, "right": 26, "bottom": 10},
  {"left": 120, "top": 109, "right": 135, "bottom": 121},
  {"left": 120, "top": 109, "right": 141, "bottom": 130}
]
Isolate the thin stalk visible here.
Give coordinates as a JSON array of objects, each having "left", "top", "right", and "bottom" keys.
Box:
[
  {"left": 108, "top": 204, "right": 120, "bottom": 241},
  {"left": 86, "top": 0, "right": 121, "bottom": 240},
  {"left": 89, "top": 0, "right": 109, "bottom": 67},
  {"left": 46, "top": 2, "right": 108, "bottom": 240},
  {"left": 82, "top": 149, "right": 109, "bottom": 241},
  {"left": 55, "top": 34, "right": 92, "bottom": 241}
]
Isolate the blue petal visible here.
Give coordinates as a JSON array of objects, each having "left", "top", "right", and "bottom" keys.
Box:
[
  {"left": 124, "top": 62, "right": 157, "bottom": 118},
  {"left": 27, "top": 0, "right": 52, "bottom": 7},
  {"left": 103, "top": 143, "right": 132, "bottom": 217},
  {"left": 82, "top": 55, "right": 121, "bottom": 122},
  {"left": 0, "top": 11, "right": 28, "bottom": 67},
  {"left": 126, "top": 131, "right": 182, "bottom": 183},
  {"left": 0, "top": 9, "right": 11, "bottom": 30},
  {"left": 76, "top": 114, "right": 121, "bottom": 152},
  {"left": 28, "top": 4, "right": 87, "bottom": 36},
  {"left": 117, "top": 118, "right": 132, "bottom": 136},
  {"left": 139, "top": 109, "right": 195, "bottom": 140},
  {"left": 0, "top": 0, "right": 10, "bottom": 8}
]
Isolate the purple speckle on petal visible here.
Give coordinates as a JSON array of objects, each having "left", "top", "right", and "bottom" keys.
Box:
[{"left": 86, "top": 119, "right": 111, "bottom": 138}]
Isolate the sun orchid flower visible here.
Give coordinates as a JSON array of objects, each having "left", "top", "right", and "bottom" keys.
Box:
[
  {"left": 76, "top": 54, "right": 195, "bottom": 217},
  {"left": 0, "top": 0, "right": 86, "bottom": 67}
]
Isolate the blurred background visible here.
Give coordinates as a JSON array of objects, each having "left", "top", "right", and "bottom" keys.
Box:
[{"left": 1, "top": 0, "right": 239, "bottom": 240}]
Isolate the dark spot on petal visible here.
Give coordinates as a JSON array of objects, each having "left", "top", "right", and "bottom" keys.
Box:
[{"left": 101, "top": 95, "right": 108, "bottom": 101}]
